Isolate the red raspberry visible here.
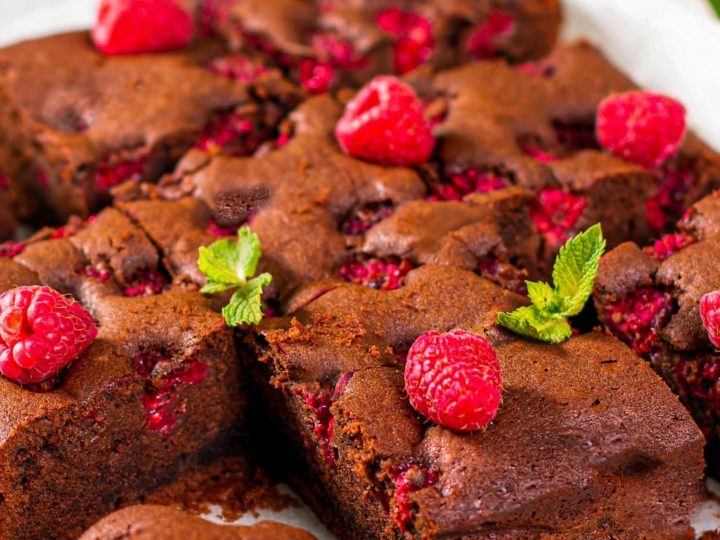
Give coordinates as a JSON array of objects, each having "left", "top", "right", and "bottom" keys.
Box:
[
  {"left": 404, "top": 330, "right": 502, "bottom": 431},
  {"left": 335, "top": 76, "right": 435, "bottom": 166},
  {"left": 596, "top": 91, "right": 686, "bottom": 168},
  {"left": 0, "top": 286, "right": 97, "bottom": 385},
  {"left": 701, "top": 290, "right": 720, "bottom": 349},
  {"left": 339, "top": 257, "right": 413, "bottom": 291},
  {"left": 604, "top": 287, "right": 673, "bottom": 355},
  {"left": 92, "top": 0, "right": 194, "bottom": 56}
]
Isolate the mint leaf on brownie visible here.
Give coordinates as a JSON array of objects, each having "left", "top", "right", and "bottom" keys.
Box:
[
  {"left": 198, "top": 227, "right": 272, "bottom": 326},
  {"left": 498, "top": 224, "right": 605, "bottom": 343}
]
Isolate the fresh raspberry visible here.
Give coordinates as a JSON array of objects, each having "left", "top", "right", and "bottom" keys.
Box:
[
  {"left": 335, "top": 76, "right": 435, "bottom": 166},
  {"left": 701, "top": 290, "right": 720, "bottom": 349},
  {"left": 428, "top": 168, "right": 507, "bottom": 201},
  {"left": 341, "top": 201, "right": 395, "bottom": 235},
  {"left": 339, "top": 257, "right": 413, "bottom": 291},
  {"left": 208, "top": 55, "right": 270, "bottom": 82},
  {"left": 404, "top": 330, "right": 502, "bottom": 431},
  {"left": 0, "top": 286, "right": 97, "bottom": 385},
  {"left": 466, "top": 11, "right": 515, "bottom": 60},
  {"left": 96, "top": 157, "right": 147, "bottom": 190},
  {"left": 596, "top": 91, "right": 687, "bottom": 168},
  {"left": 92, "top": 0, "right": 194, "bottom": 55},
  {"left": 376, "top": 8, "right": 435, "bottom": 75},
  {"left": 644, "top": 232, "right": 696, "bottom": 261},
  {"left": 529, "top": 188, "right": 588, "bottom": 246},
  {"left": 604, "top": 287, "right": 674, "bottom": 356}
]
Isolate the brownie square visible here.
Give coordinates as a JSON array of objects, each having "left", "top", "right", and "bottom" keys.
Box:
[
  {"left": 248, "top": 264, "right": 705, "bottom": 538},
  {"left": 0, "top": 209, "right": 244, "bottom": 539},
  {"left": 209, "top": 0, "right": 562, "bottom": 92},
  {"left": 0, "top": 31, "right": 297, "bottom": 224},
  {"left": 595, "top": 190, "right": 720, "bottom": 475}
]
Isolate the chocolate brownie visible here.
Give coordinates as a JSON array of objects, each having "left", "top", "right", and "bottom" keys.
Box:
[
  {"left": 0, "top": 180, "right": 15, "bottom": 241},
  {"left": 119, "top": 94, "right": 542, "bottom": 305},
  {"left": 0, "top": 209, "right": 244, "bottom": 539},
  {"left": 248, "top": 264, "right": 705, "bottom": 538},
  {"left": 0, "top": 31, "right": 299, "bottom": 224},
  {"left": 427, "top": 41, "right": 720, "bottom": 258},
  {"left": 80, "top": 505, "right": 316, "bottom": 540},
  {"left": 594, "top": 190, "right": 720, "bottom": 476},
  {"left": 208, "top": 0, "right": 561, "bottom": 94}
]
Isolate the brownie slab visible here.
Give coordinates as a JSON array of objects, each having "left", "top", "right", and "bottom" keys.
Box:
[
  {"left": 595, "top": 190, "right": 720, "bottom": 476},
  {"left": 0, "top": 31, "right": 297, "bottom": 224},
  {"left": 249, "top": 264, "right": 705, "bottom": 539},
  {"left": 429, "top": 41, "right": 720, "bottom": 256},
  {"left": 0, "top": 210, "right": 244, "bottom": 540},
  {"left": 80, "top": 505, "right": 316, "bottom": 540}
]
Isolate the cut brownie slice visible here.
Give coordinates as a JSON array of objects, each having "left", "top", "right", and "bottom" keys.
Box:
[
  {"left": 80, "top": 505, "right": 315, "bottom": 540},
  {"left": 429, "top": 41, "right": 720, "bottom": 256},
  {"left": 594, "top": 190, "right": 720, "bottom": 475},
  {"left": 0, "top": 209, "right": 244, "bottom": 540},
  {"left": 207, "top": 0, "right": 561, "bottom": 92},
  {"left": 248, "top": 264, "right": 705, "bottom": 538},
  {"left": 0, "top": 31, "right": 298, "bottom": 224},
  {"left": 0, "top": 179, "right": 15, "bottom": 240}
]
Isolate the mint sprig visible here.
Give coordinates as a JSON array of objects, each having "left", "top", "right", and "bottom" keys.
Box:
[
  {"left": 198, "top": 227, "right": 272, "bottom": 326},
  {"left": 497, "top": 224, "right": 606, "bottom": 344}
]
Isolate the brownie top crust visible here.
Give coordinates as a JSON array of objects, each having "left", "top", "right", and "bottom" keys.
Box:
[
  {"left": 257, "top": 264, "right": 705, "bottom": 537},
  {"left": 79, "top": 505, "right": 316, "bottom": 540},
  {"left": 0, "top": 32, "right": 261, "bottom": 162}
]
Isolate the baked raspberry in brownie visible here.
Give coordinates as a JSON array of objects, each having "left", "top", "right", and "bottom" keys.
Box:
[
  {"left": 428, "top": 41, "right": 720, "bottom": 257},
  {"left": 0, "top": 31, "right": 298, "bottom": 224},
  {"left": 206, "top": 0, "right": 561, "bottom": 93},
  {"left": 80, "top": 505, "right": 315, "bottom": 540},
  {"left": 594, "top": 190, "right": 720, "bottom": 476},
  {"left": 248, "top": 264, "right": 705, "bottom": 539},
  {"left": 118, "top": 94, "right": 543, "bottom": 305},
  {"left": 0, "top": 209, "right": 244, "bottom": 539}
]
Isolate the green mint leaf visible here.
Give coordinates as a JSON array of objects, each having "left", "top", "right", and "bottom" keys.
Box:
[
  {"left": 221, "top": 273, "right": 273, "bottom": 327},
  {"left": 552, "top": 223, "right": 606, "bottom": 317},
  {"left": 197, "top": 227, "right": 273, "bottom": 327},
  {"left": 497, "top": 224, "right": 605, "bottom": 344},
  {"left": 235, "top": 227, "right": 263, "bottom": 280},
  {"left": 497, "top": 306, "right": 573, "bottom": 344},
  {"left": 710, "top": 0, "right": 720, "bottom": 17},
  {"left": 198, "top": 239, "right": 245, "bottom": 288},
  {"left": 525, "top": 281, "right": 558, "bottom": 312}
]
